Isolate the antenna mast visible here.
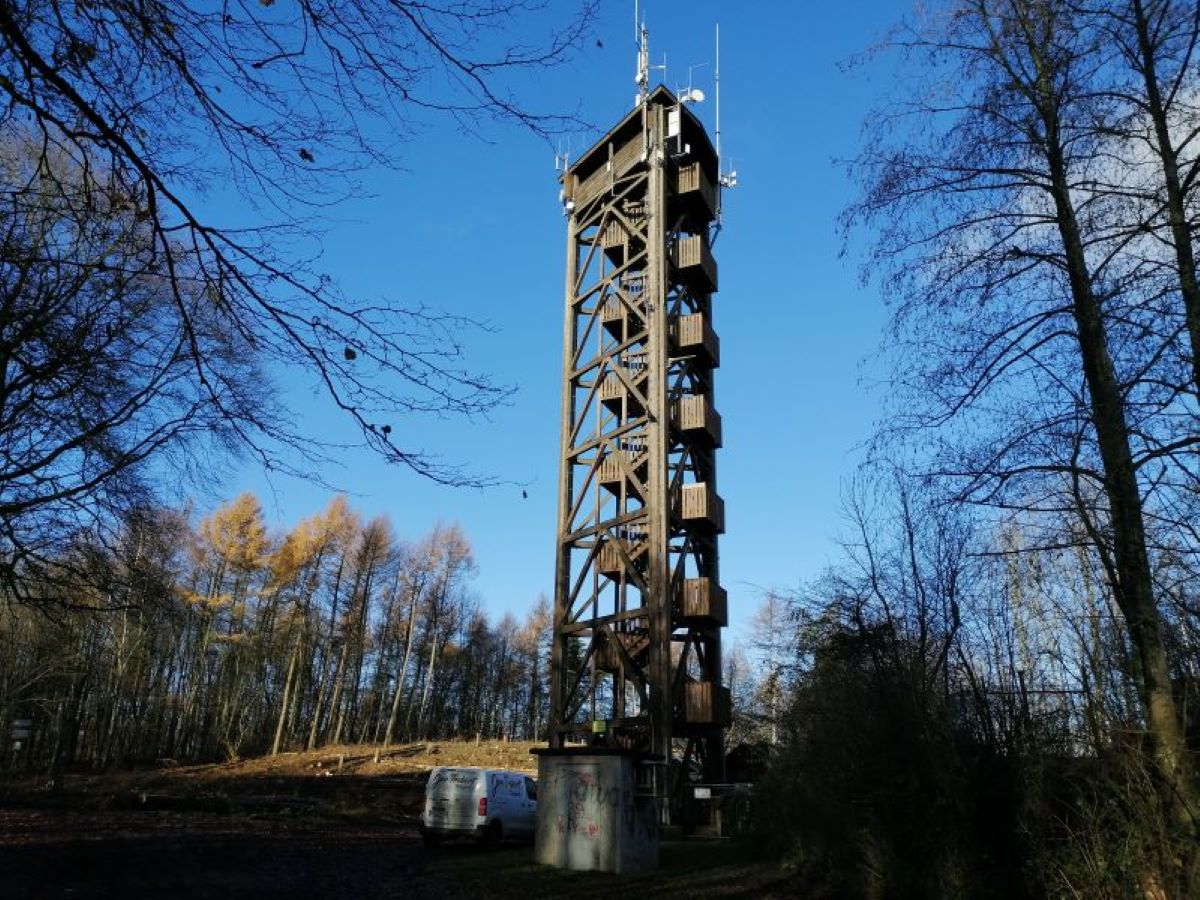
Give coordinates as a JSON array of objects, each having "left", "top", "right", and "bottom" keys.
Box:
[
  {"left": 635, "top": 4, "right": 649, "bottom": 105},
  {"left": 715, "top": 24, "right": 721, "bottom": 162},
  {"left": 714, "top": 22, "right": 737, "bottom": 219}
]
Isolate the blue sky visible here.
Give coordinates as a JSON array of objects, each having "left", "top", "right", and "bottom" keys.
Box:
[{"left": 225, "top": 1, "right": 903, "bottom": 641}]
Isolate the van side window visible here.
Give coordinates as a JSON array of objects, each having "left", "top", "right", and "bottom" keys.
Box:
[{"left": 525, "top": 778, "right": 537, "bottom": 801}]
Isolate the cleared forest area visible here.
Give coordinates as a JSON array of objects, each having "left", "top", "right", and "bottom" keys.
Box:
[
  {"left": 8, "top": 740, "right": 539, "bottom": 817},
  {"left": 0, "top": 740, "right": 785, "bottom": 900}
]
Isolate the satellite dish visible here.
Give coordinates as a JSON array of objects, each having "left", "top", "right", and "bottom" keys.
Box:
[{"left": 681, "top": 88, "right": 706, "bottom": 104}]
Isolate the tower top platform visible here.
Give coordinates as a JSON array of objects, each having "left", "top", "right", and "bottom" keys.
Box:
[{"left": 566, "top": 85, "right": 718, "bottom": 187}]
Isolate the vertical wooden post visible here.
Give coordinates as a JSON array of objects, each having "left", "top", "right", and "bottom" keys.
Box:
[
  {"left": 645, "top": 103, "right": 673, "bottom": 771},
  {"left": 549, "top": 193, "right": 579, "bottom": 749}
]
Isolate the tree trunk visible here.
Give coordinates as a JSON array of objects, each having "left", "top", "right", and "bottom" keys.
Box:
[
  {"left": 271, "top": 624, "right": 302, "bottom": 756},
  {"left": 345, "top": 562, "right": 377, "bottom": 743},
  {"left": 1040, "top": 81, "right": 1197, "bottom": 834},
  {"left": 1128, "top": 0, "right": 1200, "bottom": 394},
  {"left": 376, "top": 583, "right": 422, "bottom": 762},
  {"left": 326, "top": 635, "right": 353, "bottom": 748},
  {"left": 416, "top": 632, "right": 442, "bottom": 740},
  {"left": 307, "top": 559, "right": 345, "bottom": 750}
]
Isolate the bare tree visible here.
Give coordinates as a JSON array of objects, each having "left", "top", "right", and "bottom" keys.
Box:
[
  {"left": 845, "top": 0, "right": 1196, "bottom": 875},
  {"left": 0, "top": 138, "right": 263, "bottom": 600},
  {"left": 414, "top": 525, "right": 473, "bottom": 739},
  {"left": 748, "top": 592, "right": 793, "bottom": 746},
  {"left": 1090, "top": 0, "right": 1200, "bottom": 394},
  {"left": 0, "top": 1, "right": 596, "bottom": 603}
]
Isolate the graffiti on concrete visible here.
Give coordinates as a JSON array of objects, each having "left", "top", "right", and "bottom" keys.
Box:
[{"left": 548, "top": 765, "right": 655, "bottom": 843}]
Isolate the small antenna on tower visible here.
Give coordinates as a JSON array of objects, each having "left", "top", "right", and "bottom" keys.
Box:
[
  {"left": 715, "top": 24, "right": 721, "bottom": 163},
  {"left": 635, "top": 2, "right": 649, "bottom": 105},
  {"left": 679, "top": 63, "right": 707, "bottom": 104},
  {"left": 555, "top": 140, "right": 574, "bottom": 216},
  {"left": 714, "top": 24, "right": 737, "bottom": 230}
]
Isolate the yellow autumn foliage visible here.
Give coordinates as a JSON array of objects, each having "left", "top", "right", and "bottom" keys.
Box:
[
  {"left": 197, "top": 492, "right": 269, "bottom": 572},
  {"left": 266, "top": 495, "right": 361, "bottom": 594}
]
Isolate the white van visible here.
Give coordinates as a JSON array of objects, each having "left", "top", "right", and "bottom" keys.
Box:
[{"left": 420, "top": 767, "right": 537, "bottom": 846}]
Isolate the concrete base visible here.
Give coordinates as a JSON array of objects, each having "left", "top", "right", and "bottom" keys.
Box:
[{"left": 533, "top": 748, "right": 659, "bottom": 873}]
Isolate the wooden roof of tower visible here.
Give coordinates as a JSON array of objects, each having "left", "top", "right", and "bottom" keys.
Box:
[{"left": 563, "top": 85, "right": 718, "bottom": 200}]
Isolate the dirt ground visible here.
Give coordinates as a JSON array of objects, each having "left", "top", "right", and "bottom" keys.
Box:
[
  {"left": 0, "top": 806, "right": 434, "bottom": 899},
  {"left": 0, "top": 742, "right": 792, "bottom": 899}
]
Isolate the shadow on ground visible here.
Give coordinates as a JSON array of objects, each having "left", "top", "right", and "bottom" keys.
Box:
[
  {"left": 0, "top": 754, "right": 790, "bottom": 900},
  {"left": 0, "top": 807, "right": 433, "bottom": 900}
]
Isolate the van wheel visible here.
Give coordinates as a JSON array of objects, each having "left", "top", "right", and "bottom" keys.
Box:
[
  {"left": 480, "top": 820, "right": 502, "bottom": 848},
  {"left": 422, "top": 831, "right": 442, "bottom": 848}
]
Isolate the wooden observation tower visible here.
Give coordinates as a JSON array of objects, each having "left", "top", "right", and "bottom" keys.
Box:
[{"left": 548, "top": 60, "right": 730, "bottom": 803}]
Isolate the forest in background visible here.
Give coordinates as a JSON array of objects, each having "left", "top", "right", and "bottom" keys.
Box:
[{"left": 0, "top": 495, "right": 562, "bottom": 769}]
